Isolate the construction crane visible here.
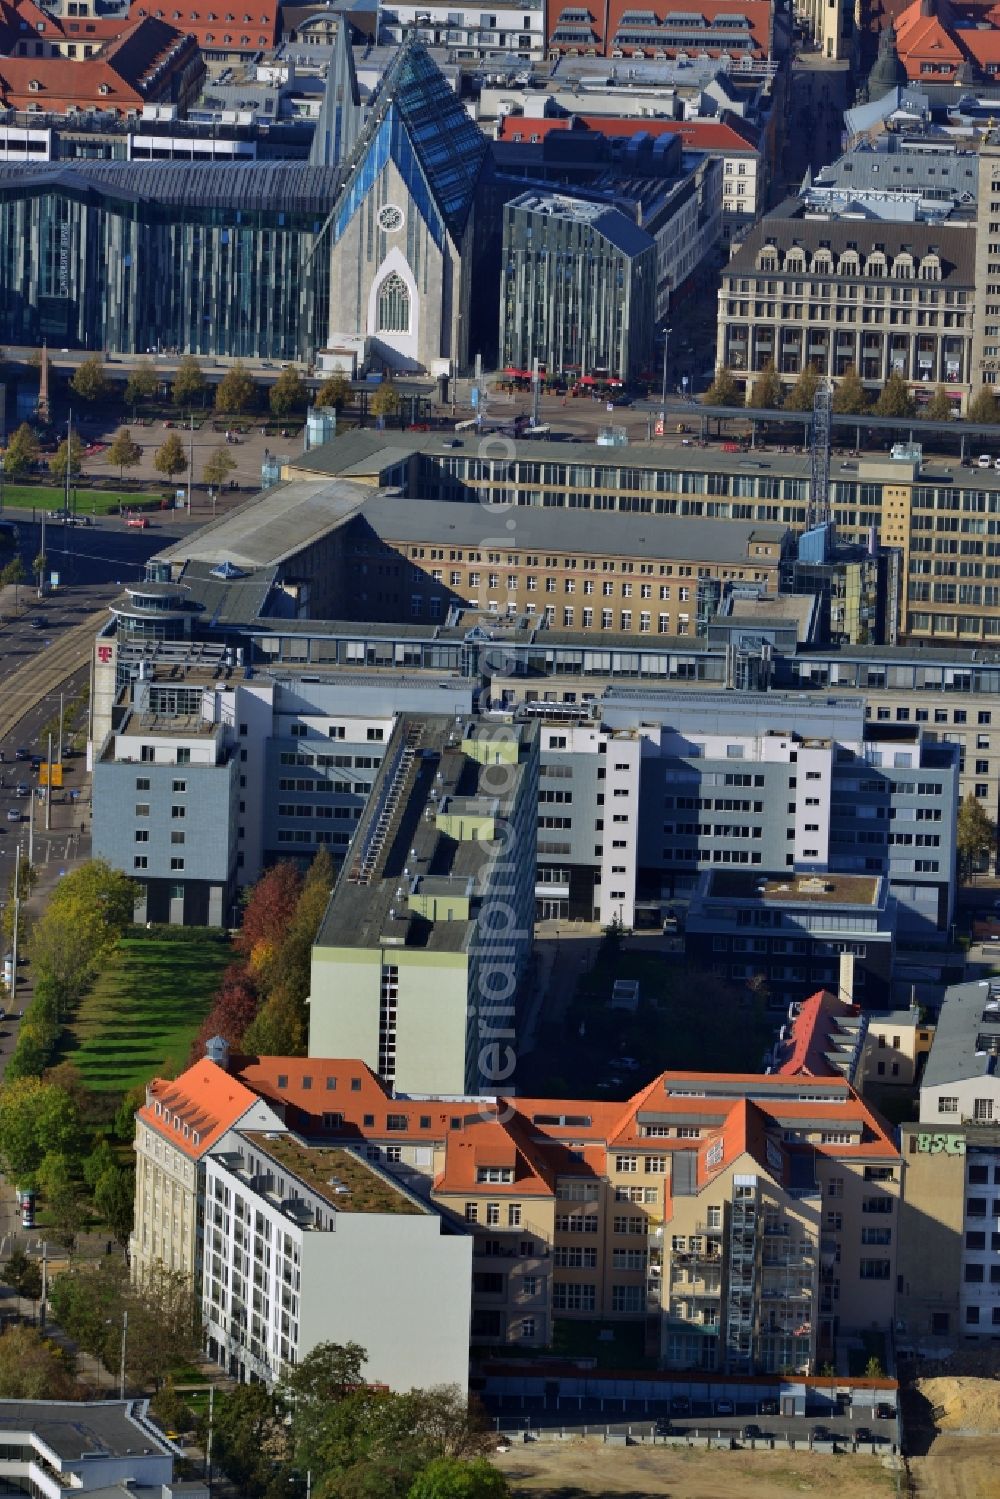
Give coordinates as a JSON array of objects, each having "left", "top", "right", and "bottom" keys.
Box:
[{"left": 808, "top": 377, "right": 833, "bottom": 531}]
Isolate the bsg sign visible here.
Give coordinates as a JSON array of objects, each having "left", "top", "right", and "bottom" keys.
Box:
[{"left": 915, "top": 1133, "right": 965, "bottom": 1155}]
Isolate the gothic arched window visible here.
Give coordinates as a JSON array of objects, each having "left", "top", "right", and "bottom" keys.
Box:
[{"left": 377, "top": 272, "right": 410, "bottom": 334}]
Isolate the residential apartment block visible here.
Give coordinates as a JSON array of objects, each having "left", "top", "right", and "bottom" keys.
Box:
[
  {"left": 226, "top": 1051, "right": 900, "bottom": 1374},
  {"left": 898, "top": 979, "right": 1000, "bottom": 1354},
  {"left": 202, "top": 1126, "right": 471, "bottom": 1390},
  {"left": 308, "top": 714, "right": 539, "bottom": 1095}
]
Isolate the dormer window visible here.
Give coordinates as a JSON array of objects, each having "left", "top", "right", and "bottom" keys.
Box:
[
  {"left": 28, "top": 78, "right": 40, "bottom": 90},
  {"left": 99, "top": 82, "right": 109, "bottom": 94}
]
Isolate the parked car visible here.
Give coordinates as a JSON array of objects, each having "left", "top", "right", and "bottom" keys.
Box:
[
  {"left": 6, "top": 809, "right": 18, "bottom": 823},
  {"left": 669, "top": 1396, "right": 691, "bottom": 1415},
  {"left": 810, "top": 1425, "right": 832, "bottom": 1444},
  {"left": 759, "top": 1398, "right": 779, "bottom": 1416},
  {"left": 126, "top": 516, "right": 149, "bottom": 529},
  {"left": 854, "top": 1426, "right": 873, "bottom": 1445},
  {"left": 654, "top": 1417, "right": 672, "bottom": 1436},
  {"left": 715, "top": 1399, "right": 735, "bottom": 1416},
  {"left": 875, "top": 1402, "right": 895, "bottom": 1421},
  {"left": 979, "top": 453, "right": 993, "bottom": 468},
  {"left": 741, "top": 1424, "right": 764, "bottom": 1442}
]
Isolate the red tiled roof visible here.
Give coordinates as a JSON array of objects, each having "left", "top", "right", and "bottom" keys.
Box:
[
  {"left": 138, "top": 1058, "right": 264, "bottom": 1160},
  {"left": 498, "top": 112, "right": 760, "bottom": 152},
  {"left": 546, "top": 0, "right": 773, "bottom": 58},
  {"left": 776, "top": 988, "right": 858, "bottom": 1078}
]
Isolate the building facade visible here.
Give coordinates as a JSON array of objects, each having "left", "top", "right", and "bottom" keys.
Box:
[
  {"left": 130, "top": 1057, "right": 283, "bottom": 1283},
  {"left": 499, "top": 192, "right": 656, "bottom": 385},
  {"left": 898, "top": 979, "right": 1000, "bottom": 1355},
  {"left": 92, "top": 687, "right": 241, "bottom": 926},
  {"left": 225, "top": 1053, "right": 900, "bottom": 1372},
  {"left": 202, "top": 1126, "right": 472, "bottom": 1391},
  {"left": 717, "top": 217, "right": 975, "bottom": 407}
]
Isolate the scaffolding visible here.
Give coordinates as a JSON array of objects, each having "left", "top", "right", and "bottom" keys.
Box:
[
  {"left": 725, "top": 1185, "right": 759, "bottom": 1372},
  {"left": 808, "top": 378, "right": 833, "bottom": 530}
]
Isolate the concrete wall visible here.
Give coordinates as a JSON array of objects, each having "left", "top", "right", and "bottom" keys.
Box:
[{"left": 302, "top": 1214, "right": 472, "bottom": 1393}]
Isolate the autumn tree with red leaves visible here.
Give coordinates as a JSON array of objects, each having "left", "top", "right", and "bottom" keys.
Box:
[{"left": 191, "top": 853, "right": 334, "bottom": 1062}]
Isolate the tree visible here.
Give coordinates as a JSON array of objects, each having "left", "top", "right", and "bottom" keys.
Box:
[
  {"left": 0, "top": 1248, "right": 42, "bottom": 1300},
  {"left": 957, "top": 791, "right": 997, "bottom": 880},
  {"left": 783, "top": 364, "right": 820, "bottom": 412},
  {"left": 283, "top": 1340, "right": 367, "bottom": 1414},
  {"left": 409, "top": 1459, "right": 510, "bottom": 1499},
  {"left": 125, "top": 362, "right": 158, "bottom": 412},
  {"left": 107, "top": 427, "right": 142, "bottom": 482},
  {"left": 269, "top": 365, "right": 308, "bottom": 417},
  {"left": 30, "top": 859, "right": 135, "bottom": 1002},
  {"left": 215, "top": 361, "right": 257, "bottom": 415},
  {"left": 873, "top": 369, "right": 915, "bottom": 419},
  {"left": 37, "top": 1150, "right": 84, "bottom": 1249},
  {"left": 205, "top": 1383, "right": 289, "bottom": 1497},
  {"left": 154, "top": 431, "right": 187, "bottom": 483},
  {"left": 0, "top": 1325, "right": 80, "bottom": 1400},
  {"left": 370, "top": 383, "right": 401, "bottom": 423},
  {"left": 237, "top": 861, "right": 303, "bottom": 975},
  {"left": 317, "top": 373, "right": 351, "bottom": 410},
  {"left": 172, "top": 354, "right": 206, "bottom": 409},
  {"left": 0, "top": 555, "right": 25, "bottom": 606},
  {"left": 2, "top": 421, "right": 39, "bottom": 479},
  {"left": 70, "top": 355, "right": 111, "bottom": 404},
  {"left": 968, "top": 385, "right": 1000, "bottom": 424},
  {"left": 94, "top": 1164, "right": 135, "bottom": 1245},
  {"left": 49, "top": 434, "right": 83, "bottom": 485},
  {"left": 202, "top": 445, "right": 237, "bottom": 491},
  {"left": 831, "top": 366, "right": 869, "bottom": 415},
  {"left": 51, "top": 1259, "right": 200, "bottom": 1392},
  {"left": 749, "top": 361, "right": 782, "bottom": 410},
  {"left": 702, "top": 367, "right": 742, "bottom": 407},
  {"left": 189, "top": 968, "right": 260, "bottom": 1061},
  {"left": 0, "top": 1076, "right": 80, "bottom": 1184},
  {"left": 32, "top": 551, "right": 46, "bottom": 587},
  {"left": 922, "top": 384, "right": 953, "bottom": 422}
]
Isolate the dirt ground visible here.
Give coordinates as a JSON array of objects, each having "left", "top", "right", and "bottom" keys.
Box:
[
  {"left": 908, "top": 1436, "right": 1000, "bottom": 1499},
  {"left": 913, "top": 1376, "right": 1000, "bottom": 1433},
  {"left": 492, "top": 1441, "right": 896, "bottom": 1498}
]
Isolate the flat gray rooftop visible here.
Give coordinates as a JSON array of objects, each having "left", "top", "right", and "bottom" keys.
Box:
[
  {"left": 922, "top": 979, "right": 1000, "bottom": 1091},
  {"left": 0, "top": 1399, "right": 173, "bottom": 1461},
  {"left": 316, "top": 714, "right": 533, "bottom": 954}
]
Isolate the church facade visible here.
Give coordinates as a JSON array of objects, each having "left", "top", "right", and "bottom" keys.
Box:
[{"left": 322, "top": 45, "right": 487, "bottom": 374}]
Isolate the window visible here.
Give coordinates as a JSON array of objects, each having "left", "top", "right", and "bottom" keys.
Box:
[
  {"left": 974, "top": 1098, "right": 994, "bottom": 1122},
  {"left": 134, "top": 856, "right": 148, "bottom": 870},
  {"left": 477, "top": 1166, "right": 514, "bottom": 1183},
  {"left": 860, "top": 1258, "right": 891, "bottom": 1279},
  {"left": 172, "top": 779, "right": 187, "bottom": 793},
  {"left": 135, "top": 803, "right": 150, "bottom": 817},
  {"left": 170, "top": 857, "right": 185, "bottom": 871},
  {"left": 135, "top": 777, "right": 150, "bottom": 791},
  {"left": 171, "top": 805, "right": 186, "bottom": 820},
  {"left": 965, "top": 1263, "right": 985, "bottom": 1283},
  {"left": 486, "top": 1203, "right": 500, "bottom": 1226},
  {"left": 464, "top": 1203, "right": 478, "bottom": 1223},
  {"left": 615, "top": 1155, "right": 638, "bottom": 1173},
  {"left": 134, "top": 830, "right": 149, "bottom": 844},
  {"left": 508, "top": 1203, "right": 521, "bottom": 1227},
  {"left": 376, "top": 272, "right": 410, "bottom": 333},
  {"left": 937, "top": 1096, "right": 958, "bottom": 1114}
]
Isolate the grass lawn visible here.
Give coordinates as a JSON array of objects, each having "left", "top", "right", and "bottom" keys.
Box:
[
  {"left": 60, "top": 929, "right": 230, "bottom": 1092},
  {"left": 0, "top": 484, "right": 158, "bottom": 514},
  {"left": 519, "top": 945, "right": 776, "bottom": 1099}
]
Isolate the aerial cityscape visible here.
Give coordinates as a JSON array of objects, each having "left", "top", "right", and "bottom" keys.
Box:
[{"left": 1, "top": 0, "right": 1000, "bottom": 1495}]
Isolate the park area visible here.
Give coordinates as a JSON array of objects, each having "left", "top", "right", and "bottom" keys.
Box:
[
  {"left": 0, "top": 484, "right": 152, "bottom": 514},
  {"left": 493, "top": 1441, "right": 896, "bottom": 1498},
  {"left": 59, "top": 928, "right": 230, "bottom": 1093}
]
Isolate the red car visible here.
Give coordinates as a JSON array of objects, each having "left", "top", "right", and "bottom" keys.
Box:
[{"left": 126, "top": 516, "right": 149, "bottom": 529}]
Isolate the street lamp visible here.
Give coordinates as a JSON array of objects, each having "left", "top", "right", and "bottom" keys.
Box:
[
  {"left": 0, "top": 452, "right": 5, "bottom": 514},
  {"left": 660, "top": 326, "right": 673, "bottom": 422}
]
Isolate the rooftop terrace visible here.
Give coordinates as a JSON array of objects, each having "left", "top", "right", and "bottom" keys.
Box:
[
  {"left": 241, "top": 1132, "right": 425, "bottom": 1215},
  {"left": 706, "top": 871, "right": 882, "bottom": 906}
]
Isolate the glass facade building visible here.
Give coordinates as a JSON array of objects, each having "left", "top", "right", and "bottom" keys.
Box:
[{"left": 0, "top": 160, "right": 340, "bottom": 358}]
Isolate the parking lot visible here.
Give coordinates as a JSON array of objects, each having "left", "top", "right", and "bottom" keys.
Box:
[{"left": 485, "top": 1392, "right": 898, "bottom": 1448}]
